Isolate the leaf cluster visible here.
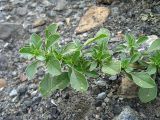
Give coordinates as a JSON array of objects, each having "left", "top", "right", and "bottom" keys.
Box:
[{"left": 20, "top": 23, "right": 160, "bottom": 103}]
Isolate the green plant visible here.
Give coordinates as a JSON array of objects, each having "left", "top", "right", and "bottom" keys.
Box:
[
  {"left": 20, "top": 23, "right": 160, "bottom": 103},
  {"left": 116, "top": 34, "right": 160, "bottom": 103},
  {"left": 20, "top": 23, "right": 112, "bottom": 97}
]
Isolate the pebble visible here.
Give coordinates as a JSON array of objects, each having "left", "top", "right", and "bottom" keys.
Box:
[
  {"left": 113, "top": 106, "right": 139, "bottom": 120},
  {"left": 111, "top": 7, "right": 120, "bottom": 16},
  {"left": 17, "top": 85, "right": 27, "bottom": 96},
  {"left": 0, "top": 79, "right": 6, "bottom": 88},
  {"left": 55, "top": 0, "right": 67, "bottom": 11},
  {"left": 96, "top": 92, "right": 106, "bottom": 100},
  {"left": 95, "top": 80, "right": 106, "bottom": 87},
  {"left": 104, "top": 97, "right": 110, "bottom": 103},
  {"left": 23, "top": 100, "right": 32, "bottom": 107},
  {"left": 0, "top": 23, "right": 22, "bottom": 41},
  {"left": 47, "top": 11, "right": 56, "bottom": 18},
  {"left": 16, "top": 7, "right": 27, "bottom": 16},
  {"left": 152, "top": 5, "right": 160, "bottom": 14},
  {"left": 0, "top": 55, "right": 8, "bottom": 71},
  {"left": 95, "top": 100, "right": 102, "bottom": 107},
  {"left": 9, "top": 89, "right": 18, "bottom": 97},
  {"left": 33, "top": 18, "right": 46, "bottom": 28},
  {"left": 109, "top": 75, "right": 117, "bottom": 81}
]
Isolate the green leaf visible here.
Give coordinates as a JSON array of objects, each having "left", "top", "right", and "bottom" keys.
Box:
[
  {"left": 130, "top": 72, "right": 156, "bottom": 88},
  {"left": 45, "top": 23, "right": 58, "bottom": 38},
  {"left": 148, "top": 39, "right": 160, "bottom": 52},
  {"left": 96, "top": 28, "right": 110, "bottom": 38},
  {"left": 102, "top": 60, "right": 121, "bottom": 75},
  {"left": 39, "top": 73, "right": 70, "bottom": 97},
  {"left": 89, "top": 62, "right": 97, "bottom": 71},
  {"left": 25, "top": 61, "right": 38, "bottom": 80},
  {"left": 96, "top": 28, "right": 110, "bottom": 44},
  {"left": 138, "top": 86, "right": 157, "bottom": 103},
  {"left": 70, "top": 68, "right": 89, "bottom": 92},
  {"left": 137, "top": 35, "right": 148, "bottom": 45},
  {"left": 121, "top": 59, "right": 130, "bottom": 69},
  {"left": 146, "top": 65, "right": 157, "bottom": 75},
  {"left": 46, "top": 57, "right": 61, "bottom": 76},
  {"left": 83, "top": 34, "right": 107, "bottom": 46},
  {"left": 62, "top": 43, "right": 78, "bottom": 56},
  {"left": 36, "top": 55, "right": 46, "bottom": 61},
  {"left": 85, "top": 71, "right": 98, "bottom": 78},
  {"left": 130, "top": 52, "right": 141, "bottom": 63},
  {"left": 46, "top": 34, "right": 60, "bottom": 49},
  {"left": 124, "top": 34, "right": 136, "bottom": 47},
  {"left": 19, "top": 47, "right": 34, "bottom": 55},
  {"left": 31, "top": 33, "right": 42, "bottom": 49}
]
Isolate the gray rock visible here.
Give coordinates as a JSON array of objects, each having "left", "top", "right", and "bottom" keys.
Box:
[
  {"left": 11, "top": 96, "right": 19, "bottom": 103},
  {"left": 0, "top": 23, "right": 21, "bottom": 41},
  {"left": 152, "top": 5, "right": 160, "bottom": 14},
  {"left": 17, "top": 85, "right": 27, "bottom": 96},
  {"left": 9, "top": 89, "right": 18, "bottom": 97},
  {"left": 111, "top": 7, "right": 120, "bottom": 16},
  {"left": 55, "top": 0, "right": 67, "bottom": 11},
  {"left": 10, "top": 0, "right": 26, "bottom": 5},
  {"left": 47, "top": 11, "right": 56, "bottom": 18},
  {"left": 16, "top": 7, "right": 27, "bottom": 16},
  {"left": 95, "top": 80, "right": 106, "bottom": 87},
  {"left": 113, "top": 106, "right": 139, "bottom": 120},
  {"left": 0, "top": 55, "right": 8, "bottom": 71},
  {"left": 65, "top": 9, "right": 72, "bottom": 17},
  {"left": 109, "top": 75, "right": 117, "bottom": 81},
  {"left": 23, "top": 100, "right": 32, "bottom": 107},
  {"left": 96, "top": 92, "right": 106, "bottom": 100},
  {"left": 104, "top": 97, "right": 110, "bottom": 103},
  {"left": 155, "top": 106, "right": 160, "bottom": 118}
]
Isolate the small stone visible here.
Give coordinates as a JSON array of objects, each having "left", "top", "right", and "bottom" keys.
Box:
[
  {"left": 104, "top": 97, "right": 110, "bottom": 103},
  {"left": 9, "top": 89, "right": 18, "bottom": 97},
  {"left": 111, "top": 7, "right": 119, "bottom": 16},
  {"left": 102, "top": 102, "right": 106, "bottom": 108},
  {"left": 65, "top": 9, "right": 72, "bottom": 17},
  {"left": 109, "top": 75, "right": 117, "bottom": 81},
  {"left": 95, "top": 80, "right": 106, "bottom": 87},
  {"left": 113, "top": 106, "right": 139, "bottom": 120},
  {"left": 17, "top": 85, "right": 27, "bottom": 96},
  {"left": 11, "top": 96, "right": 19, "bottom": 103},
  {"left": 117, "top": 76, "right": 138, "bottom": 98},
  {"left": 155, "top": 107, "right": 160, "bottom": 118},
  {"left": 95, "top": 114, "right": 100, "bottom": 119},
  {"left": 33, "top": 18, "right": 46, "bottom": 28},
  {"left": 95, "top": 100, "right": 102, "bottom": 107},
  {"left": 32, "top": 96, "right": 42, "bottom": 104},
  {"left": 152, "top": 5, "right": 160, "bottom": 14},
  {"left": 47, "top": 11, "right": 56, "bottom": 18},
  {"left": 29, "top": 27, "right": 41, "bottom": 33},
  {"left": 16, "top": 7, "right": 27, "bottom": 16},
  {"left": 0, "top": 55, "right": 8, "bottom": 71},
  {"left": 96, "top": 0, "right": 114, "bottom": 4},
  {"left": 0, "top": 79, "right": 7, "bottom": 88},
  {"left": 23, "top": 100, "right": 32, "bottom": 107},
  {"left": 76, "top": 6, "right": 110, "bottom": 34},
  {"left": 55, "top": 0, "right": 67, "bottom": 11},
  {"left": 0, "top": 22, "right": 22, "bottom": 41},
  {"left": 10, "top": 0, "right": 26, "bottom": 5},
  {"left": 96, "top": 92, "right": 106, "bottom": 100},
  {"left": 19, "top": 74, "right": 27, "bottom": 82},
  {"left": 113, "top": 104, "right": 122, "bottom": 115},
  {"left": 65, "top": 18, "right": 70, "bottom": 26}
]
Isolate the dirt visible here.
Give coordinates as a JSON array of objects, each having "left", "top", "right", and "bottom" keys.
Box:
[{"left": 0, "top": 0, "right": 160, "bottom": 120}]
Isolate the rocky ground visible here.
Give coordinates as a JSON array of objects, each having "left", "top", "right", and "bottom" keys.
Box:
[{"left": 0, "top": 0, "right": 160, "bottom": 120}]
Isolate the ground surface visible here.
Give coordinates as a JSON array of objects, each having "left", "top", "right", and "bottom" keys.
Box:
[{"left": 0, "top": 0, "right": 160, "bottom": 120}]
